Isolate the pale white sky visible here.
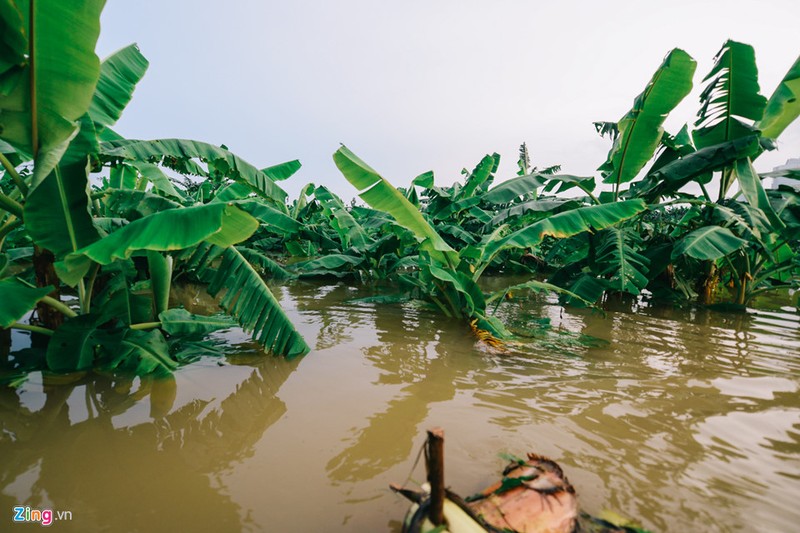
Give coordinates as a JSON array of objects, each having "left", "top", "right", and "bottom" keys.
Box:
[{"left": 96, "top": 0, "right": 800, "bottom": 200}]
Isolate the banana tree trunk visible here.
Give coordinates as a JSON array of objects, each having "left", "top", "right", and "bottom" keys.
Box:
[{"left": 33, "top": 246, "right": 63, "bottom": 330}]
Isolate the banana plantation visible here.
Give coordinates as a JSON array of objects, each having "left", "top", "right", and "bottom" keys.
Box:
[
  {"left": 1, "top": 2, "right": 800, "bottom": 532},
  {"left": 2, "top": 4, "right": 798, "bottom": 377}
]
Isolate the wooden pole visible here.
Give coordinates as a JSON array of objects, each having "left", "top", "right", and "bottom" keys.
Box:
[{"left": 426, "top": 427, "right": 445, "bottom": 526}]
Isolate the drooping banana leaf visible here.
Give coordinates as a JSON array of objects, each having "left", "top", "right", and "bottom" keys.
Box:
[
  {"left": 89, "top": 43, "right": 149, "bottom": 131},
  {"left": 233, "top": 199, "right": 302, "bottom": 236},
  {"left": 482, "top": 200, "right": 647, "bottom": 260},
  {"left": 486, "top": 279, "right": 599, "bottom": 309},
  {"left": 694, "top": 40, "right": 767, "bottom": 149},
  {"left": 732, "top": 158, "right": 785, "bottom": 230},
  {"left": 290, "top": 253, "right": 364, "bottom": 276},
  {"left": 600, "top": 48, "right": 696, "bottom": 188},
  {"left": 314, "top": 185, "right": 371, "bottom": 251},
  {"left": 333, "top": 145, "right": 459, "bottom": 269},
  {"left": 638, "top": 134, "right": 764, "bottom": 201},
  {"left": 105, "top": 329, "right": 178, "bottom": 374},
  {"left": 197, "top": 246, "right": 309, "bottom": 358},
  {"left": 101, "top": 138, "right": 289, "bottom": 205},
  {"left": 158, "top": 308, "right": 236, "bottom": 336},
  {"left": 488, "top": 198, "right": 582, "bottom": 227},
  {"left": 671, "top": 226, "right": 748, "bottom": 261},
  {"left": 45, "top": 313, "right": 107, "bottom": 372},
  {"left": 24, "top": 160, "right": 101, "bottom": 257},
  {"left": 58, "top": 202, "right": 258, "bottom": 285},
  {"left": 595, "top": 227, "right": 650, "bottom": 295},
  {"left": 483, "top": 173, "right": 549, "bottom": 204},
  {"left": 0, "top": 0, "right": 105, "bottom": 186},
  {"left": 106, "top": 188, "right": 182, "bottom": 219},
  {"left": 757, "top": 54, "right": 800, "bottom": 140},
  {"left": 235, "top": 246, "right": 295, "bottom": 280},
  {"left": 0, "top": 277, "right": 53, "bottom": 327}
]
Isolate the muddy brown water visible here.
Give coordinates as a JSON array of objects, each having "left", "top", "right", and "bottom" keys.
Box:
[{"left": 1, "top": 280, "right": 799, "bottom": 532}]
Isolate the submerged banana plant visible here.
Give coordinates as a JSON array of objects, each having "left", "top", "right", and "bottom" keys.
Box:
[{"left": 0, "top": 2, "right": 308, "bottom": 379}]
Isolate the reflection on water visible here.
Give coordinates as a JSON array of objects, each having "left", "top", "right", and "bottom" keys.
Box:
[{"left": 2, "top": 281, "right": 799, "bottom": 532}]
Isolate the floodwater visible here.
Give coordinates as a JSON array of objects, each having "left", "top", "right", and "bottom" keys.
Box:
[{"left": 2, "top": 280, "right": 799, "bottom": 532}]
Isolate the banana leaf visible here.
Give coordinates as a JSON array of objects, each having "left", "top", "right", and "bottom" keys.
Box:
[
  {"left": 235, "top": 246, "right": 295, "bottom": 280},
  {"left": 24, "top": 160, "right": 101, "bottom": 257},
  {"left": 694, "top": 40, "right": 766, "bottom": 149},
  {"left": 732, "top": 158, "right": 785, "bottom": 230},
  {"left": 199, "top": 246, "right": 309, "bottom": 358},
  {"left": 758, "top": 54, "right": 800, "bottom": 140},
  {"left": 482, "top": 200, "right": 647, "bottom": 260},
  {"left": 58, "top": 203, "right": 258, "bottom": 285},
  {"left": 0, "top": 1, "right": 26, "bottom": 93},
  {"left": 458, "top": 153, "right": 499, "bottom": 200},
  {"left": 671, "top": 226, "right": 748, "bottom": 261},
  {"left": 0, "top": 277, "right": 53, "bottom": 327},
  {"left": 89, "top": 43, "right": 149, "bottom": 131},
  {"left": 600, "top": 48, "right": 696, "bottom": 186},
  {"left": 333, "top": 145, "right": 459, "bottom": 269},
  {"left": 260, "top": 159, "right": 301, "bottom": 181},
  {"left": 0, "top": 0, "right": 105, "bottom": 186},
  {"left": 483, "top": 173, "right": 549, "bottom": 204},
  {"left": 314, "top": 185, "right": 371, "bottom": 251},
  {"left": 638, "top": 135, "right": 764, "bottom": 201},
  {"left": 158, "top": 308, "right": 236, "bottom": 336},
  {"left": 595, "top": 228, "right": 650, "bottom": 295},
  {"left": 101, "top": 138, "right": 289, "bottom": 205}
]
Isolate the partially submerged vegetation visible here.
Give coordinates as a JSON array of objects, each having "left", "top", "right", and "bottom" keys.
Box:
[{"left": 1, "top": 2, "right": 799, "bottom": 381}]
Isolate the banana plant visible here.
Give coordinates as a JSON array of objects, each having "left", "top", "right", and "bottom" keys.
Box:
[
  {"left": 0, "top": 2, "right": 308, "bottom": 379},
  {"left": 333, "top": 146, "right": 646, "bottom": 339}
]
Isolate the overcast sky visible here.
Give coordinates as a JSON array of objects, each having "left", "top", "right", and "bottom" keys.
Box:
[{"left": 95, "top": 0, "right": 800, "bottom": 200}]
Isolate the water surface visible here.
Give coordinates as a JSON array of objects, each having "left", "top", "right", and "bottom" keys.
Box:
[{"left": 2, "top": 281, "right": 799, "bottom": 532}]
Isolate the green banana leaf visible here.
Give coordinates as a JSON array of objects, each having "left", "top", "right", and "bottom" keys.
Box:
[
  {"left": 108, "top": 329, "right": 178, "bottom": 374},
  {"left": 58, "top": 203, "right": 258, "bottom": 285},
  {"left": 458, "top": 153, "right": 499, "bottom": 200},
  {"left": 290, "top": 253, "right": 364, "bottom": 276},
  {"left": 0, "top": 0, "right": 105, "bottom": 185},
  {"left": 487, "top": 278, "right": 600, "bottom": 309},
  {"left": 671, "top": 226, "right": 748, "bottom": 261},
  {"left": 640, "top": 135, "right": 764, "bottom": 200},
  {"left": 89, "top": 43, "right": 149, "bottom": 130},
  {"left": 260, "top": 159, "right": 302, "bottom": 181},
  {"left": 333, "top": 145, "right": 459, "bottom": 268},
  {"left": 0, "top": 277, "right": 53, "bottom": 327},
  {"left": 732, "top": 158, "right": 785, "bottom": 230},
  {"left": 488, "top": 198, "right": 582, "bottom": 227},
  {"left": 101, "top": 138, "right": 289, "bottom": 205},
  {"left": 482, "top": 200, "right": 647, "bottom": 260},
  {"left": 758, "top": 54, "right": 800, "bottom": 140},
  {"left": 45, "top": 313, "right": 107, "bottom": 372},
  {"left": 106, "top": 188, "right": 182, "bottom": 219},
  {"left": 233, "top": 199, "right": 301, "bottom": 236},
  {"left": 158, "top": 308, "right": 236, "bottom": 336},
  {"left": 314, "top": 185, "right": 371, "bottom": 251},
  {"left": 563, "top": 274, "right": 610, "bottom": 307},
  {"left": 595, "top": 227, "right": 650, "bottom": 295},
  {"left": 483, "top": 173, "right": 549, "bottom": 204},
  {"left": 0, "top": 0, "right": 26, "bottom": 93},
  {"left": 24, "top": 160, "right": 101, "bottom": 257},
  {"left": 600, "top": 48, "right": 696, "bottom": 186},
  {"left": 199, "top": 246, "right": 309, "bottom": 358},
  {"left": 235, "top": 246, "right": 295, "bottom": 280},
  {"left": 128, "top": 160, "right": 185, "bottom": 199},
  {"left": 694, "top": 40, "right": 767, "bottom": 149}
]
